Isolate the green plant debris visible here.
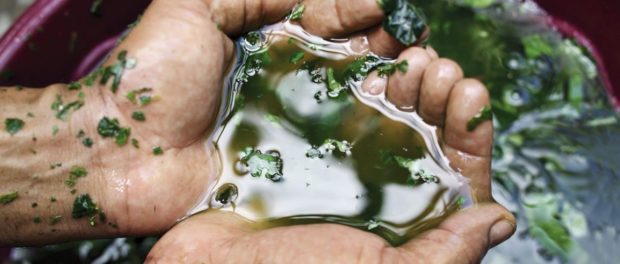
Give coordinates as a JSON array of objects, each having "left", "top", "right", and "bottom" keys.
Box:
[
  {"left": 377, "top": 60, "right": 409, "bottom": 77},
  {"left": 97, "top": 117, "right": 131, "bottom": 146},
  {"left": 99, "top": 50, "right": 137, "bottom": 93},
  {"left": 26, "top": 112, "right": 35, "bottom": 118},
  {"left": 522, "top": 34, "right": 554, "bottom": 59},
  {"left": 67, "top": 81, "right": 81, "bottom": 90},
  {"left": 380, "top": 0, "right": 427, "bottom": 46},
  {"left": 131, "top": 111, "right": 146, "bottom": 121},
  {"left": 300, "top": 60, "right": 324, "bottom": 83},
  {"left": 0, "top": 191, "right": 18, "bottom": 205},
  {"left": 5, "top": 118, "right": 24, "bottom": 135},
  {"left": 82, "top": 138, "right": 94, "bottom": 148},
  {"left": 50, "top": 197, "right": 57, "bottom": 202},
  {"left": 52, "top": 125, "right": 59, "bottom": 136},
  {"left": 126, "top": 88, "right": 154, "bottom": 106},
  {"left": 240, "top": 148, "right": 283, "bottom": 182},
  {"left": 393, "top": 156, "right": 439, "bottom": 184},
  {"left": 131, "top": 138, "right": 140, "bottom": 149},
  {"left": 50, "top": 163, "right": 62, "bottom": 169},
  {"left": 71, "top": 194, "right": 99, "bottom": 219},
  {"left": 65, "top": 166, "right": 88, "bottom": 188},
  {"left": 467, "top": 106, "right": 493, "bottom": 132},
  {"left": 51, "top": 94, "right": 85, "bottom": 121},
  {"left": 245, "top": 32, "right": 261, "bottom": 46},
  {"left": 345, "top": 55, "right": 382, "bottom": 81},
  {"left": 289, "top": 51, "right": 305, "bottom": 64},
  {"left": 31, "top": 202, "right": 38, "bottom": 208},
  {"left": 288, "top": 4, "right": 306, "bottom": 20},
  {"left": 153, "top": 146, "right": 164, "bottom": 155},
  {"left": 326, "top": 68, "right": 347, "bottom": 98}
]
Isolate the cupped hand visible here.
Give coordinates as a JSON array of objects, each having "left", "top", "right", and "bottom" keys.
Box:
[{"left": 98, "top": 0, "right": 520, "bottom": 263}]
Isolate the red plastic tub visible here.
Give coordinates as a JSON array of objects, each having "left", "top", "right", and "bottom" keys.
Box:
[{"left": 0, "top": 0, "right": 619, "bottom": 261}]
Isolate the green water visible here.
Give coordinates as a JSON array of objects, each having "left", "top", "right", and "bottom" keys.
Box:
[{"left": 10, "top": 0, "right": 619, "bottom": 263}]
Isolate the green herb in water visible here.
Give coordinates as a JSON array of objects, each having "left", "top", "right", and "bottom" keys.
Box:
[
  {"left": 65, "top": 166, "right": 88, "bottom": 188},
  {"left": 380, "top": 0, "right": 427, "bottom": 46},
  {"left": 240, "top": 148, "right": 283, "bottom": 182},
  {"left": 289, "top": 51, "right": 305, "bottom": 64},
  {"left": 377, "top": 60, "right": 409, "bottom": 77},
  {"left": 326, "top": 68, "right": 347, "bottom": 98}
]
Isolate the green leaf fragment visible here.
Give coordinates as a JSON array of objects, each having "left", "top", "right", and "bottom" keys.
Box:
[
  {"left": 90, "top": 0, "right": 103, "bottom": 16},
  {"left": 153, "top": 146, "right": 163, "bottom": 155},
  {"left": 326, "top": 68, "right": 347, "bottom": 98},
  {"left": 5, "top": 118, "right": 24, "bottom": 135},
  {"left": 131, "top": 138, "right": 140, "bottom": 149},
  {"left": 393, "top": 155, "right": 439, "bottom": 184},
  {"left": 50, "top": 215, "right": 63, "bottom": 225},
  {"left": 72, "top": 194, "right": 99, "bottom": 219},
  {"left": 97, "top": 117, "right": 131, "bottom": 146},
  {"left": 132, "top": 111, "right": 146, "bottom": 121},
  {"left": 377, "top": 60, "right": 409, "bottom": 77},
  {"left": 65, "top": 166, "right": 88, "bottom": 188},
  {"left": 0, "top": 191, "right": 18, "bottom": 205},
  {"left": 240, "top": 148, "right": 283, "bottom": 182},
  {"left": 381, "top": 0, "right": 427, "bottom": 46},
  {"left": 467, "top": 106, "right": 493, "bottom": 132},
  {"left": 289, "top": 51, "right": 305, "bottom": 64},
  {"left": 288, "top": 4, "right": 306, "bottom": 20}
]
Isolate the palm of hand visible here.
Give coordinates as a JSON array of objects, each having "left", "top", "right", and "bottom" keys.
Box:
[{"left": 87, "top": 0, "right": 515, "bottom": 261}]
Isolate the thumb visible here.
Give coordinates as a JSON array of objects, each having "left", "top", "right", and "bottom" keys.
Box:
[{"left": 399, "top": 203, "right": 516, "bottom": 264}]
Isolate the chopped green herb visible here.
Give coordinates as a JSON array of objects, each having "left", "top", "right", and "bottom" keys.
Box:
[
  {"left": 50, "top": 163, "right": 62, "bottom": 169},
  {"left": 50, "top": 215, "right": 63, "bottom": 225},
  {"left": 31, "top": 202, "right": 38, "bottom": 208},
  {"left": 367, "top": 219, "right": 381, "bottom": 230},
  {"left": 377, "top": 60, "right": 409, "bottom": 77},
  {"left": 82, "top": 138, "right": 94, "bottom": 148},
  {"left": 77, "top": 129, "right": 86, "bottom": 138},
  {"left": 5, "top": 118, "right": 24, "bottom": 135},
  {"left": 131, "top": 138, "right": 140, "bottom": 149},
  {"left": 26, "top": 112, "right": 35, "bottom": 118},
  {"left": 323, "top": 139, "right": 353, "bottom": 154},
  {"left": 99, "top": 50, "right": 137, "bottom": 93},
  {"left": 289, "top": 51, "right": 305, "bottom": 64},
  {"left": 51, "top": 94, "right": 85, "bottom": 121},
  {"left": 0, "top": 191, "right": 18, "bottom": 205},
  {"left": 72, "top": 194, "right": 99, "bottom": 219},
  {"left": 288, "top": 4, "right": 306, "bottom": 20},
  {"left": 65, "top": 166, "right": 88, "bottom": 188},
  {"left": 90, "top": 0, "right": 103, "bottom": 17},
  {"left": 33, "top": 217, "right": 41, "bottom": 224},
  {"left": 70, "top": 189, "right": 77, "bottom": 195},
  {"left": 153, "top": 146, "right": 163, "bottom": 155},
  {"left": 126, "top": 87, "right": 153, "bottom": 105},
  {"left": 97, "top": 117, "right": 131, "bottom": 146},
  {"left": 300, "top": 60, "right": 324, "bottom": 83},
  {"left": 131, "top": 111, "right": 146, "bottom": 121},
  {"left": 326, "top": 68, "right": 347, "bottom": 98},
  {"left": 380, "top": 0, "right": 427, "bottom": 46},
  {"left": 393, "top": 156, "right": 439, "bottom": 185},
  {"left": 467, "top": 106, "right": 493, "bottom": 132},
  {"left": 245, "top": 32, "right": 261, "bottom": 46},
  {"left": 344, "top": 55, "right": 382, "bottom": 81},
  {"left": 67, "top": 81, "right": 81, "bottom": 90},
  {"left": 50, "top": 197, "right": 57, "bottom": 202},
  {"left": 305, "top": 146, "right": 324, "bottom": 159},
  {"left": 240, "top": 148, "right": 283, "bottom": 182},
  {"left": 16, "top": 85, "right": 23, "bottom": 91},
  {"left": 52, "top": 125, "right": 59, "bottom": 136}
]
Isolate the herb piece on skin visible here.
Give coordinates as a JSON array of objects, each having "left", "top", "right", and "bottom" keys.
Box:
[
  {"left": 132, "top": 111, "right": 146, "bottom": 121},
  {"left": 72, "top": 194, "right": 102, "bottom": 226},
  {"left": 153, "top": 146, "right": 163, "bottom": 155},
  {"left": 52, "top": 125, "right": 59, "bottom": 136},
  {"left": 51, "top": 94, "right": 85, "bottom": 121},
  {"left": 50, "top": 215, "right": 63, "bottom": 225},
  {"left": 27, "top": 112, "right": 35, "bottom": 118},
  {"left": 289, "top": 51, "right": 305, "bottom": 64},
  {"left": 82, "top": 138, "right": 94, "bottom": 148},
  {"left": 99, "top": 50, "right": 137, "bottom": 93},
  {"left": 380, "top": 0, "right": 427, "bottom": 46},
  {"left": 97, "top": 117, "right": 132, "bottom": 146},
  {"left": 5, "top": 118, "right": 25, "bottom": 135},
  {"left": 467, "top": 106, "right": 493, "bottom": 132},
  {"left": 326, "top": 68, "right": 347, "bottom": 98},
  {"left": 0, "top": 191, "right": 18, "bottom": 205},
  {"left": 344, "top": 55, "right": 382, "bottom": 81},
  {"left": 288, "top": 4, "right": 306, "bottom": 20},
  {"left": 65, "top": 166, "right": 88, "bottom": 188},
  {"left": 240, "top": 148, "right": 283, "bottom": 182},
  {"left": 67, "top": 81, "right": 81, "bottom": 90},
  {"left": 126, "top": 88, "right": 153, "bottom": 105},
  {"left": 131, "top": 138, "right": 140, "bottom": 149},
  {"left": 50, "top": 197, "right": 57, "bottom": 202},
  {"left": 377, "top": 60, "right": 409, "bottom": 77}
]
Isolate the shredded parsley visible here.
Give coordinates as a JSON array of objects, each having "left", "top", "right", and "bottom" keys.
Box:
[
  {"left": 99, "top": 50, "right": 137, "bottom": 93},
  {"left": 288, "top": 4, "right": 306, "bottom": 20},
  {"left": 82, "top": 138, "right": 94, "bottom": 148},
  {"left": 380, "top": 0, "right": 427, "bottom": 46},
  {"left": 131, "top": 111, "right": 146, "bottom": 121},
  {"left": 5, "top": 118, "right": 24, "bottom": 135},
  {"left": 97, "top": 117, "right": 131, "bottom": 146},
  {"left": 467, "top": 106, "right": 493, "bottom": 132},
  {"left": 65, "top": 166, "right": 88, "bottom": 188},
  {"left": 72, "top": 194, "right": 101, "bottom": 223},
  {"left": 153, "top": 146, "right": 163, "bottom": 155},
  {"left": 126, "top": 88, "right": 153, "bottom": 105},
  {"left": 326, "top": 68, "right": 347, "bottom": 98},
  {"left": 67, "top": 81, "right": 81, "bottom": 90},
  {"left": 50, "top": 215, "right": 63, "bottom": 225},
  {"left": 52, "top": 125, "right": 59, "bottom": 136},
  {"left": 306, "top": 139, "right": 353, "bottom": 158},
  {"left": 131, "top": 138, "right": 140, "bottom": 149},
  {"left": 0, "top": 191, "right": 18, "bottom": 205},
  {"left": 377, "top": 60, "right": 409, "bottom": 77},
  {"left": 240, "top": 147, "right": 283, "bottom": 182},
  {"left": 289, "top": 51, "right": 305, "bottom": 64}
]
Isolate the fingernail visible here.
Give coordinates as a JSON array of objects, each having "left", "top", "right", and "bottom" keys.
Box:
[{"left": 489, "top": 220, "right": 515, "bottom": 247}]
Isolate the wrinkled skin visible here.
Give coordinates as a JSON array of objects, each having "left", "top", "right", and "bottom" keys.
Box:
[{"left": 86, "top": 0, "right": 516, "bottom": 262}]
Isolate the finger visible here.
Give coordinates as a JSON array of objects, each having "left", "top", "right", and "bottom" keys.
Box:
[
  {"left": 367, "top": 25, "right": 406, "bottom": 58},
  {"left": 425, "top": 45, "right": 439, "bottom": 60},
  {"left": 398, "top": 203, "right": 516, "bottom": 263},
  {"left": 443, "top": 79, "right": 493, "bottom": 201},
  {"left": 385, "top": 47, "right": 433, "bottom": 111},
  {"left": 301, "top": 0, "right": 384, "bottom": 38},
  {"left": 361, "top": 71, "right": 387, "bottom": 95},
  {"left": 418, "top": 59, "right": 464, "bottom": 126}
]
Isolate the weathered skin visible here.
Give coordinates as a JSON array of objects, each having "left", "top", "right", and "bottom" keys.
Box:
[{"left": 0, "top": 0, "right": 515, "bottom": 262}]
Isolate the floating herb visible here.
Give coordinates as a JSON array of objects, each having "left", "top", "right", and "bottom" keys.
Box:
[
  {"left": 288, "top": 4, "right": 306, "bottom": 20},
  {"left": 82, "top": 138, "right": 94, "bottom": 148},
  {"left": 131, "top": 138, "right": 140, "bottom": 149},
  {"left": 126, "top": 88, "right": 153, "bottom": 105},
  {"left": 326, "top": 68, "right": 347, "bottom": 98},
  {"left": 97, "top": 117, "right": 131, "bottom": 146},
  {"left": 300, "top": 60, "right": 324, "bottom": 83},
  {"left": 240, "top": 148, "right": 283, "bottom": 182},
  {"left": 0, "top": 191, "right": 18, "bottom": 205},
  {"left": 33, "top": 217, "right": 41, "bottom": 224},
  {"left": 466, "top": 106, "right": 493, "bottom": 132},
  {"left": 380, "top": 0, "right": 427, "bottom": 46},
  {"left": 344, "top": 55, "right": 382, "bottom": 81},
  {"left": 67, "top": 81, "right": 81, "bottom": 90},
  {"left": 5, "top": 118, "right": 24, "bottom": 135},
  {"left": 51, "top": 94, "right": 85, "bottom": 121},
  {"left": 393, "top": 156, "right": 439, "bottom": 184},
  {"left": 289, "top": 51, "right": 305, "bottom": 64},
  {"left": 377, "top": 60, "right": 409, "bottom": 77}
]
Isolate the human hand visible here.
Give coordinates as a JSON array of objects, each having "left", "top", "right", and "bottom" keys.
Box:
[{"left": 139, "top": 0, "right": 516, "bottom": 263}]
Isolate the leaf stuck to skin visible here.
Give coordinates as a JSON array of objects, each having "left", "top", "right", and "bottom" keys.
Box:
[
  {"left": 0, "top": 191, "right": 18, "bottom": 205},
  {"left": 5, "top": 118, "right": 24, "bottom": 135},
  {"left": 467, "top": 106, "right": 493, "bottom": 132},
  {"left": 288, "top": 4, "right": 306, "bottom": 20}
]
